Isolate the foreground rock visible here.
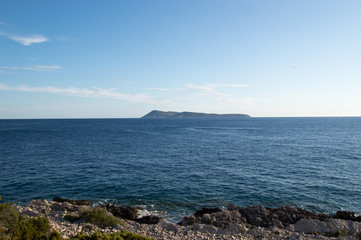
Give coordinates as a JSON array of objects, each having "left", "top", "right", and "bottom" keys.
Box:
[
  {"left": 335, "top": 211, "right": 361, "bottom": 222},
  {"left": 53, "top": 197, "right": 92, "bottom": 206},
  {"left": 103, "top": 203, "right": 139, "bottom": 220},
  {"left": 14, "top": 199, "right": 361, "bottom": 239},
  {"left": 180, "top": 205, "right": 330, "bottom": 229}
]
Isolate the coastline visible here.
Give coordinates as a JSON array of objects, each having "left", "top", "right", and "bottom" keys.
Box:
[{"left": 7, "top": 198, "right": 361, "bottom": 239}]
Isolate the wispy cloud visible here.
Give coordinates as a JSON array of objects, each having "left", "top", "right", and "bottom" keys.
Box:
[
  {"left": 0, "top": 21, "right": 6, "bottom": 25},
  {"left": 0, "top": 32, "right": 48, "bottom": 46},
  {"left": 9, "top": 34, "right": 48, "bottom": 46},
  {"left": 186, "top": 83, "right": 248, "bottom": 91},
  {"left": 1, "top": 65, "right": 61, "bottom": 72},
  {"left": 0, "top": 83, "right": 155, "bottom": 104},
  {"left": 185, "top": 83, "right": 248, "bottom": 97},
  {"left": 149, "top": 88, "right": 170, "bottom": 91}
]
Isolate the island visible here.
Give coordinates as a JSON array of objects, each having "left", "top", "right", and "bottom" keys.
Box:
[{"left": 141, "top": 110, "right": 250, "bottom": 118}]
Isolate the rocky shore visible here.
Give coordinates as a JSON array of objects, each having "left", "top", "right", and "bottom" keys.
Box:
[{"left": 14, "top": 198, "right": 361, "bottom": 239}]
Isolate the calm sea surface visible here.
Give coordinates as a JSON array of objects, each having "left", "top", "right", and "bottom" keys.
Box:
[{"left": 0, "top": 118, "right": 360, "bottom": 221}]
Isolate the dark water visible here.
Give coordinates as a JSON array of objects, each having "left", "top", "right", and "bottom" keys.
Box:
[{"left": 1, "top": 118, "right": 360, "bottom": 221}]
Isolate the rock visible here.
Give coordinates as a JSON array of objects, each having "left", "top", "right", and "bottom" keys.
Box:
[
  {"left": 158, "top": 221, "right": 180, "bottom": 233},
  {"left": 179, "top": 215, "right": 198, "bottom": 226},
  {"left": 335, "top": 211, "right": 356, "bottom": 221},
  {"left": 228, "top": 204, "right": 330, "bottom": 228},
  {"left": 64, "top": 212, "right": 81, "bottom": 222},
  {"left": 293, "top": 218, "right": 361, "bottom": 236},
  {"left": 227, "top": 204, "right": 242, "bottom": 212},
  {"left": 202, "top": 210, "right": 245, "bottom": 229},
  {"left": 16, "top": 207, "right": 39, "bottom": 217},
  {"left": 13, "top": 199, "right": 361, "bottom": 240},
  {"left": 53, "top": 197, "right": 92, "bottom": 206},
  {"left": 193, "top": 207, "right": 222, "bottom": 218},
  {"left": 179, "top": 208, "right": 245, "bottom": 229},
  {"left": 135, "top": 215, "right": 163, "bottom": 224},
  {"left": 192, "top": 223, "right": 218, "bottom": 234},
  {"left": 103, "top": 203, "right": 138, "bottom": 220},
  {"left": 217, "top": 223, "right": 247, "bottom": 234},
  {"left": 28, "top": 199, "right": 51, "bottom": 215},
  {"left": 50, "top": 201, "right": 76, "bottom": 212},
  {"left": 245, "top": 226, "right": 267, "bottom": 236},
  {"left": 238, "top": 205, "right": 272, "bottom": 227}
]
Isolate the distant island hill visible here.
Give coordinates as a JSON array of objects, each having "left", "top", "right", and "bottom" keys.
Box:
[{"left": 141, "top": 110, "right": 251, "bottom": 118}]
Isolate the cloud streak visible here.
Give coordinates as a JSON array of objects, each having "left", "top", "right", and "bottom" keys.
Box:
[
  {"left": 9, "top": 34, "right": 48, "bottom": 46},
  {"left": 0, "top": 32, "right": 48, "bottom": 46},
  {"left": 1, "top": 65, "right": 61, "bottom": 72},
  {"left": 186, "top": 83, "right": 248, "bottom": 91},
  {"left": 0, "top": 83, "right": 154, "bottom": 104},
  {"left": 185, "top": 83, "right": 248, "bottom": 97},
  {"left": 149, "top": 88, "right": 171, "bottom": 91}
]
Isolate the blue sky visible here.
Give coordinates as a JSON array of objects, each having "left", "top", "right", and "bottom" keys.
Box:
[{"left": 0, "top": 0, "right": 360, "bottom": 118}]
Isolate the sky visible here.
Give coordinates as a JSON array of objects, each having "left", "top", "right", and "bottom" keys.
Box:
[{"left": 0, "top": 0, "right": 361, "bottom": 118}]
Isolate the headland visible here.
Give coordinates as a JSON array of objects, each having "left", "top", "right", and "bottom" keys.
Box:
[{"left": 141, "top": 110, "right": 251, "bottom": 118}]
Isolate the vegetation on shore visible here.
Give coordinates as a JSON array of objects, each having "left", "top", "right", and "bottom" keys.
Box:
[
  {"left": 0, "top": 202, "right": 60, "bottom": 240},
  {"left": 78, "top": 207, "right": 121, "bottom": 227},
  {"left": 69, "top": 231, "right": 154, "bottom": 240},
  {"left": 0, "top": 197, "right": 153, "bottom": 240}
]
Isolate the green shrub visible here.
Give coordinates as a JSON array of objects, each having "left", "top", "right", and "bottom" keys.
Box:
[
  {"left": 48, "top": 230, "right": 64, "bottom": 240},
  {"left": 118, "top": 230, "right": 155, "bottom": 240},
  {"left": 0, "top": 202, "right": 150, "bottom": 240},
  {"left": 80, "top": 208, "right": 120, "bottom": 227},
  {"left": 70, "top": 231, "right": 154, "bottom": 240},
  {"left": 64, "top": 214, "right": 81, "bottom": 223},
  {"left": 326, "top": 229, "right": 346, "bottom": 237},
  {"left": 0, "top": 202, "right": 62, "bottom": 240}
]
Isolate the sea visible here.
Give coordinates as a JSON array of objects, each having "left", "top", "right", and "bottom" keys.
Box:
[{"left": 0, "top": 117, "right": 360, "bottom": 222}]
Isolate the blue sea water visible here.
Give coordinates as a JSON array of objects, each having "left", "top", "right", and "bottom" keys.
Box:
[{"left": 0, "top": 117, "right": 360, "bottom": 222}]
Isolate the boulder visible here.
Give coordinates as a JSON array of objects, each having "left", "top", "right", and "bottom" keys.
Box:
[
  {"left": 335, "top": 211, "right": 356, "bottom": 221},
  {"left": 228, "top": 204, "right": 330, "bottom": 228},
  {"left": 293, "top": 218, "right": 361, "bottom": 236},
  {"left": 192, "top": 223, "right": 218, "bottom": 234},
  {"left": 238, "top": 205, "right": 272, "bottom": 227},
  {"left": 193, "top": 207, "right": 222, "bottom": 218},
  {"left": 201, "top": 210, "right": 245, "bottom": 229},
  {"left": 179, "top": 208, "right": 245, "bottom": 229},
  {"left": 53, "top": 197, "right": 92, "bottom": 206},
  {"left": 179, "top": 215, "right": 198, "bottom": 226},
  {"left": 28, "top": 199, "right": 51, "bottom": 215},
  {"left": 103, "top": 203, "right": 138, "bottom": 220},
  {"left": 50, "top": 201, "right": 76, "bottom": 212},
  {"left": 158, "top": 221, "right": 180, "bottom": 232},
  {"left": 135, "top": 215, "right": 163, "bottom": 224}
]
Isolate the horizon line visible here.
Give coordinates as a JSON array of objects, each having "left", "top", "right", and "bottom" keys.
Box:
[{"left": 1, "top": 116, "right": 361, "bottom": 120}]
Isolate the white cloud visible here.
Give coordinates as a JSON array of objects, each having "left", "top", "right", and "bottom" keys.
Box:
[
  {"left": 0, "top": 83, "right": 155, "bottom": 104},
  {"left": 185, "top": 83, "right": 248, "bottom": 97},
  {"left": 1, "top": 65, "right": 61, "bottom": 71},
  {"left": 0, "top": 32, "right": 48, "bottom": 46},
  {"left": 186, "top": 83, "right": 248, "bottom": 91},
  {"left": 8, "top": 34, "right": 48, "bottom": 46},
  {"left": 149, "top": 88, "right": 170, "bottom": 91},
  {"left": 0, "top": 21, "right": 6, "bottom": 25}
]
